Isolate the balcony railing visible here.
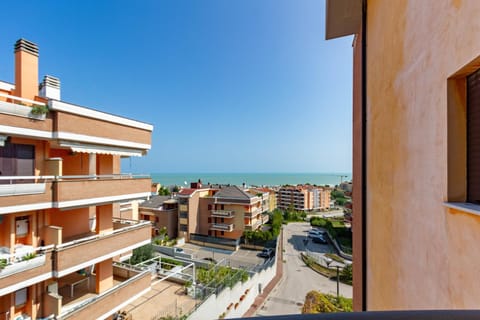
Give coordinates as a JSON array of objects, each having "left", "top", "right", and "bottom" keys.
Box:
[
  {"left": 0, "top": 245, "right": 54, "bottom": 296},
  {"left": 244, "top": 219, "right": 262, "bottom": 231},
  {"left": 53, "top": 219, "right": 151, "bottom": 276},
  {"left": 0, "top": 92, "right": 48, "bottom": 120},
  {"left": 0, "top": 176, "right": 54, "bottom": 213},
  {"left": 211, "top": 210, "right": 235, "bottom": 218},
  {"left": 210, "top": 223, "right": 234, "bottom": 232},
  {"left": 0, "top": 174, "right": 150, "bottom": 212},
  {"left": 53, "top": 174, "right": 151, "bottom": 208},
  {"left": 57, "top": 263, "right": 151, "bottom": 319}
]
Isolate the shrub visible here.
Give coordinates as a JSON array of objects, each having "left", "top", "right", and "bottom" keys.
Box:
[
  {"left": 130, "top": 244, "right": 154, "bottom": 264},
  {"left": 302, "top": 291, "right": 352, "bottom": 313}
]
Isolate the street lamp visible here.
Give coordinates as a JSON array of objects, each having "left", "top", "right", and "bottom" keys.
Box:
[{"left": 326, "top": 260, "right": 340, "bottom": 301}]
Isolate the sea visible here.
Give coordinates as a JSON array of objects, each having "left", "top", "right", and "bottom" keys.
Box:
[{"left": 150, "top": 173, "right": 351, "bottom": 188}]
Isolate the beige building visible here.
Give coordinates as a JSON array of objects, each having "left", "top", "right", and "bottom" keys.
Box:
[
  {"left": 0, "top": 39, "right": 153, "bottom": 319},
  {"left": 327, "top": 0, "right": 480, "bottom": 312},
  {"left": 277, "top": 185, "right": 330, "bottom": 211},
  {"left": 249, "top": 187, "right": 277, "bottom": 213},
  {"left": 139, "top": 196, "right": 178, "bottom": 238},
  {"left": 177, "top": 182, "right": 268, "bottom": 249}
]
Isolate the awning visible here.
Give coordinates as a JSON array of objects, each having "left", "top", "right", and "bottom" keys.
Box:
[{"left": 58, "top": 141, "right": 144, "bottom": 157}]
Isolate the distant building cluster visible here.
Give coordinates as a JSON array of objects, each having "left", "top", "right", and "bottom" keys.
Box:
[
  {"left": 277, "top": 185, "right": 331, "bottom": 211},
  {"left": 136, "top": 180, "right": 331, "bottom": 248}
]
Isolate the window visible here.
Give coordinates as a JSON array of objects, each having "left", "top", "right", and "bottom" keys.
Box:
[
  {"left": 0, "top": 142, "right": 34, "bottom": 180},
  {"left": 467, "top": 69, "right": 480, "bottom": 203},
  {"left": 16, "top": 216, "right": 29, "bottom": 237},
  {"left": 208, "top": 204, "right": 212, "bottom": 210},
  {"left": 15, "top": 288, "right": 27, "bottom": 306},
  {"left": 221, "top": 231, "right": 224, "bottom": 236}
]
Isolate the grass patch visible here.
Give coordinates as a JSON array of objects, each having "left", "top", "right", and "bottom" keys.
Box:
[
  {"left": 331, "top": 220, "right": 345, "bottom": 228},
  {"left": 302, "top": 253, "right": 352, "bottom": 285},
  {"left": 301, "top": 254, "right": 336, "bottom": 278}
]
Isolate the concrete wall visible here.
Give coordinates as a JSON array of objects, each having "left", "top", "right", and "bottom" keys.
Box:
[
  {"left": 363, "top": 0, "right": 480, "bottom": 310},
  {"left": 188, "top": 259, "right": 276, "bottom": 320}
]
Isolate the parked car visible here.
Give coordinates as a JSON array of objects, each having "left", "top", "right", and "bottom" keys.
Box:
[
  {"left": 313, "top": 228, "right": 327, "bottom": 235},
  {"left": 258, "top": 248, "right": 275, "bottom": 258},
  {"left": 202, "top": 257, "right": 217, "bottom": 264},
  {"left": 309, "top": 228, "right": 327, "bottom": 237},
  {"left": 311, "top": 235, "right": 328, "bottom": 244}
]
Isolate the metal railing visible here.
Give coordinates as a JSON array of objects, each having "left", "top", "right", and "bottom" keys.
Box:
[
  {"left": 0, "top": 174, "right": 148, "bottom": 184},
  {"left": 211, "top": 210, "right": 235, "bottom": 218},
  {"left": 210, "top": 223, "right": 234, "bottom": 231},
  {"left": 56, "top": 219, "right": 150, "bottom": 250},
  {"left": 60, "top": 267, "right": 150, "bottom": 319},
  {"left": 0, "top": 92, "right": 47, "bottom": 106}
]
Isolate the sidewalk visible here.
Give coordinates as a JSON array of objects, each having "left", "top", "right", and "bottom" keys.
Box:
[{"left": 243, "top": 230, "right": 284, "bottom": 317}]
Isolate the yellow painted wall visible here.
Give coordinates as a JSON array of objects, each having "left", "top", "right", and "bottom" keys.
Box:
[{"left": 365, "top": 0, "right": 480, "bottom": 310}]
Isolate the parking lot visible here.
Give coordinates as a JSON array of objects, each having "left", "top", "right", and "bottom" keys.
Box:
[{"left": 178, "top": 242, "right": 267, "bottom": 269}]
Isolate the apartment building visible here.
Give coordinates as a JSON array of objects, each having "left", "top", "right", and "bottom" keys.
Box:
[
  {"left": 277, "top": 185, "right": 330, "bottom": 211},
  {"left": 139, "top": 195, "right": 178, "bottom": 238},
  {"left": 326, "top": 0, "right": 480, "bottom": 311},
  {"left": 249, "top": 187, "right": 276, "bottom": 213},
  {"left": 177, "top": 182, "right": 267, "bottom": 249},
  {"left": 0, "top": 39, "right": 153, "bottom": 320}
]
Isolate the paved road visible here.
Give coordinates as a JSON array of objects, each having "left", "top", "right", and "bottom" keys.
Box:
[
  {"left": 256, "top": 222, "right": 352, "bottom": 316},
  {"left": 179, "top": 242, "right": 266, "bottom": 268}
]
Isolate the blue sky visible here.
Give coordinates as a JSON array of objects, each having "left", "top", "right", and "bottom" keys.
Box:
[{"left": 0, "top": 0, "right": 353, "bottom": 174}]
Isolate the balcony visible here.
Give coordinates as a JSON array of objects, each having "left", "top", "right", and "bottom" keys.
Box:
[
  {"left": 0, "top": 246, "right": 54, "bottom": 296},
  {"left": 49, "top": 100, "right": 152, "bottom": 150},
  {"left": 245, "top": 207, "right": 262, "bottom": 217},
  {"left": 53, "top": 175, "right": 151, "bottom": 209},
  {"left": 53, "top": 219, "right": 151, "bottom": 276},
  {"left": 210, "top": 223, "right": 234, "bottom": 232},
  {"left": 0, "top": 93, "right": 53, "bottom": 131},
  {"left": 244, "top": 219, "right": 262, "bottom": 231},
  {"left": 262, "top": 214, "right": 270, "bottom": 224},
  {"left": 0, "top": 176, "right": 53, "bottom": 214},
  {"left": 211, "top": 210, "right": 235, "bottom": 218},
  {"left": 52, "top": 263, "right": 151, "bottom": 319}
]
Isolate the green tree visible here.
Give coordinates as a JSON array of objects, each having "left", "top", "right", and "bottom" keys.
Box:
[
  {"left": 130, "top": 244, "right": 154, "bottom": 264},
  {"left": 158, "top": 186, "right": 171, "bottom": 196},
  {"left": 341, "top": 264, "right": 353, "bottom": 285}
]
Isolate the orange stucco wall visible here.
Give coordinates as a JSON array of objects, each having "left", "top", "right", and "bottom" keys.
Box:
[
  {"left": 364, "top": 0, "right": 480, "bottom": 310},
  {"left": 13, "top": 50, "right": 38, "bottom": 100},
  {"left": 48, "top": 208, "right": 90, "bottom": 240}
]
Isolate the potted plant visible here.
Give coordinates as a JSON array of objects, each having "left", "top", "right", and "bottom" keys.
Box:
[
  {"left": 29, "top": 104, "right": 48, "bottom": 119},
  {"left": 0, "top": 258, "right": 7, "bottom": 270},
  {"left": 22, "top": 252, "right": 36, "bottom": 261}
]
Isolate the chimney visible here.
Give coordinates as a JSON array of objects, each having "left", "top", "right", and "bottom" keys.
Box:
[
  {"left": 39, "top": 75, "right": 61, "bottom": 100},
  {"left": 13, "top": 39, "right": 39, "bottom": 100}
]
